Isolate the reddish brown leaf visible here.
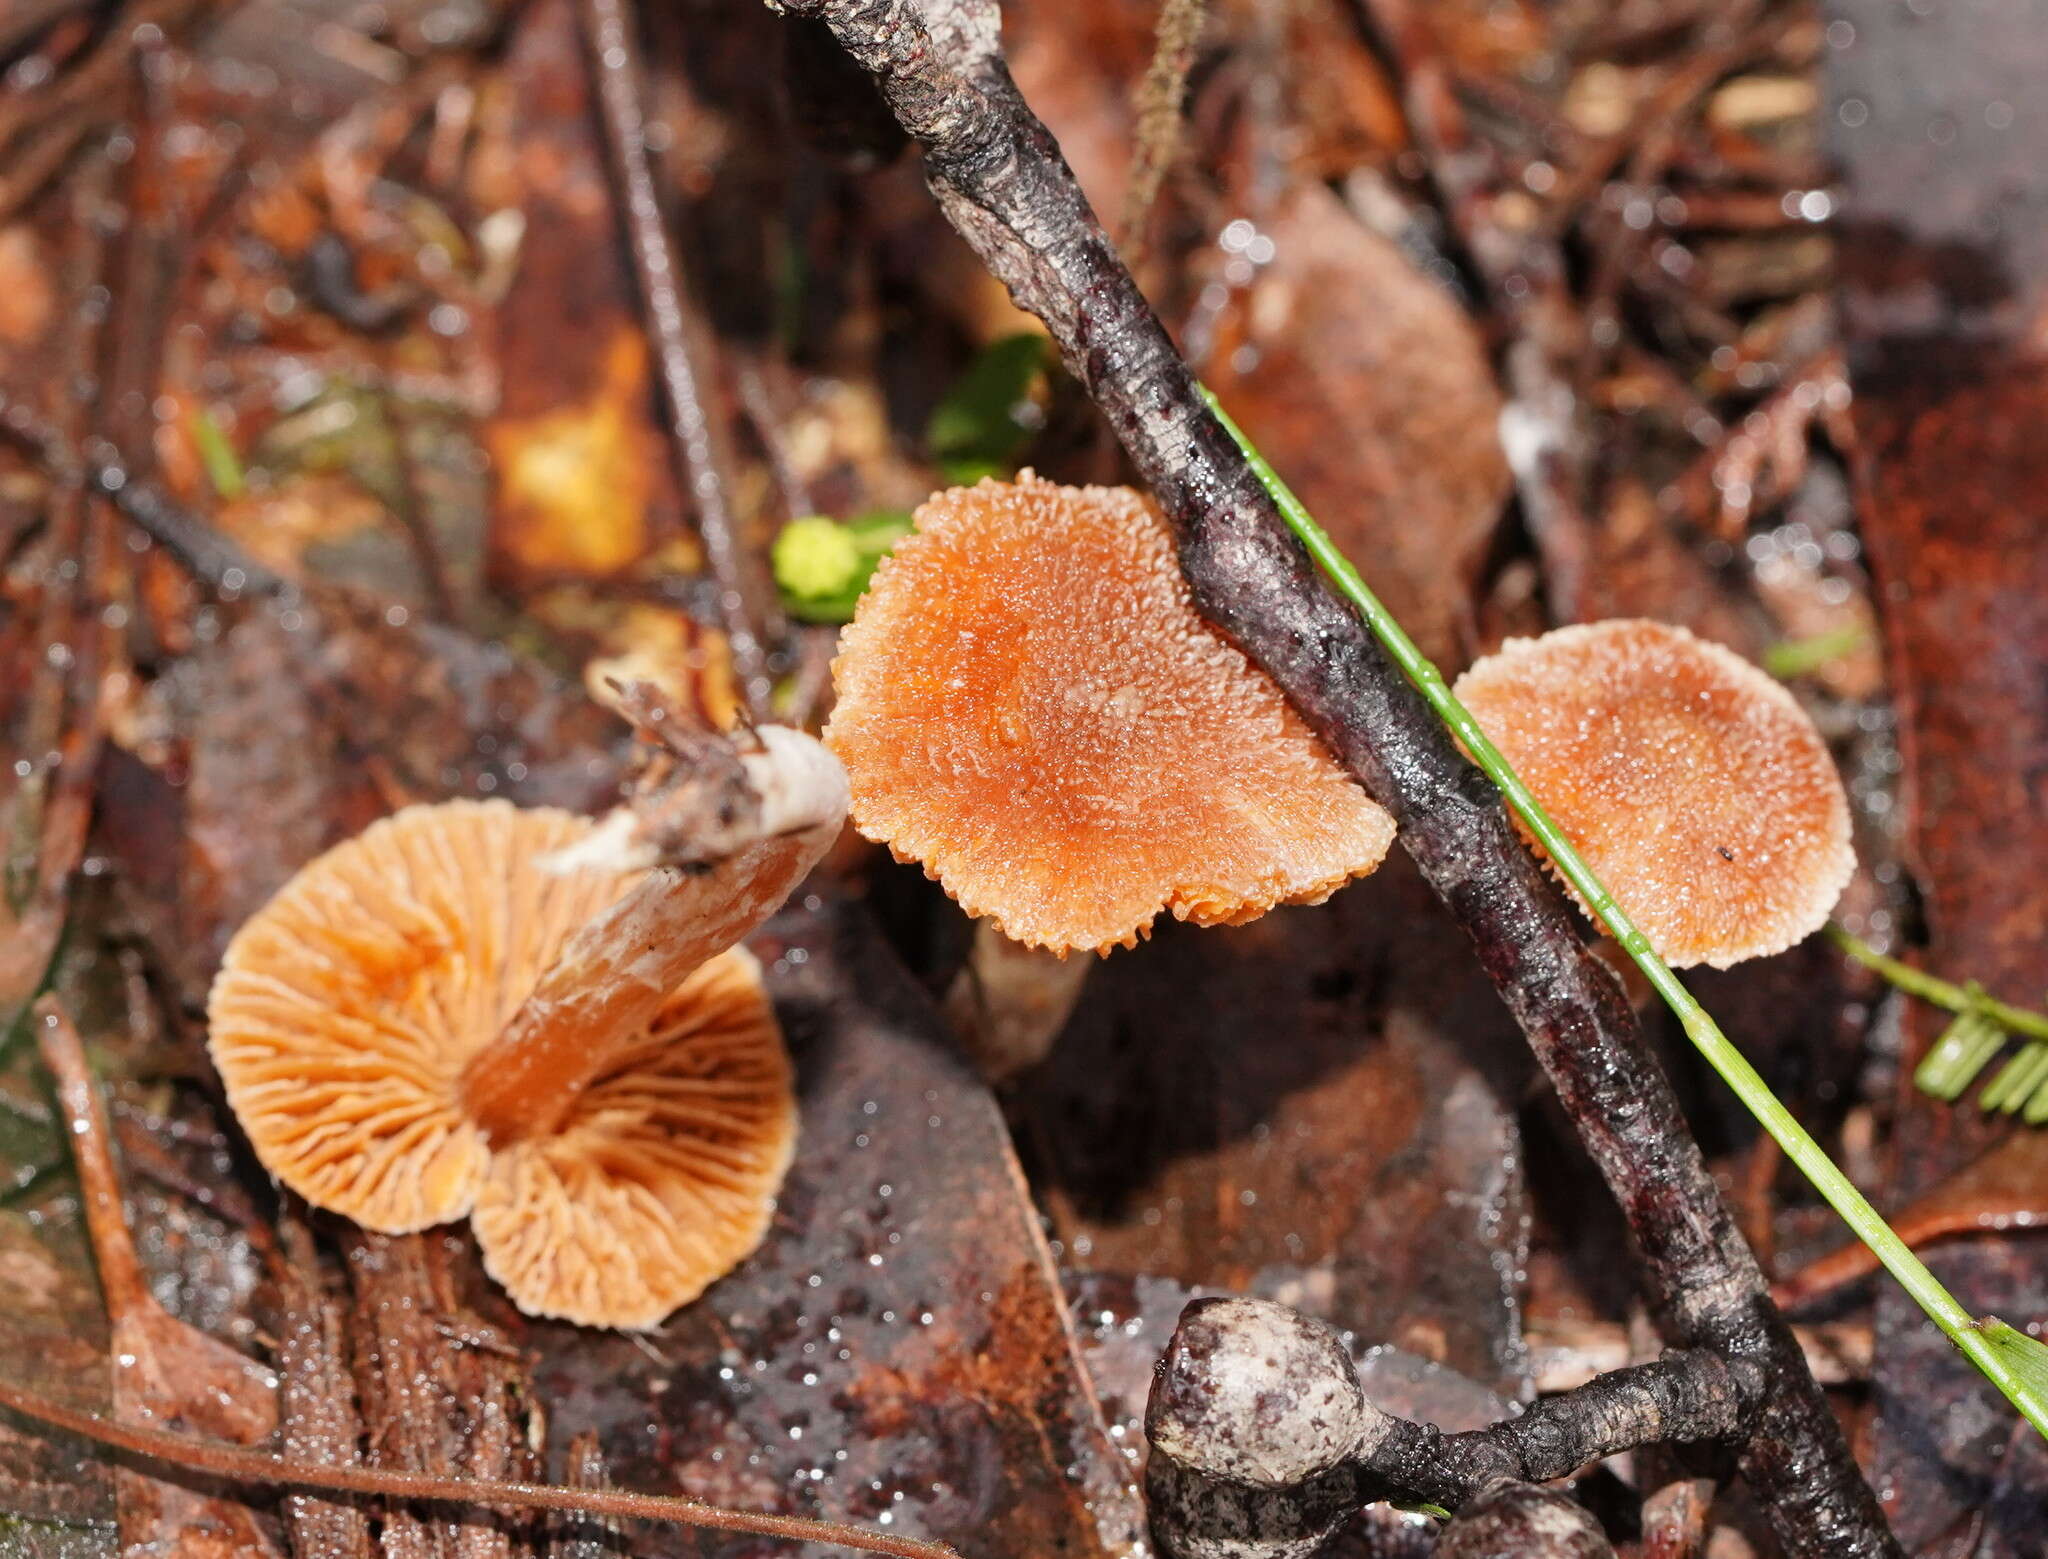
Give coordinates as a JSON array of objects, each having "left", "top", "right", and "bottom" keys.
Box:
[
  {"left": 528, "top": 899, "right": 1147, "bottom": 1559},
  {"left": 1201, "top": 183, "right": 1509, "bottom": 665},
  {"left": 475, "top": 0, "right": 681, "bottom": 591},
  {"left": 1015, "top": 855, "right": 1535, "bottom": 1400},
  {"left": 1833, "top": 0, "right": 2048, "bottom": 1542}
]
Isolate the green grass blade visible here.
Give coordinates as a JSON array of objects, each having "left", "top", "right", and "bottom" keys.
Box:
[
  {"left": 190, "top": 408, "right": 247, "bottom": 500},
  {"left": 1978, "top": 1321, "right": 2048, "bottom": 1403},
  {"left": 1915, "top": 1009, "right": 2007, "bottom": 1101},
  {"left": 1981, "top": 1042, "right": 2048, "bottom": 1114},
  {"left": 1827, "top": 926, "right": 2048, "bottom": 1042}
]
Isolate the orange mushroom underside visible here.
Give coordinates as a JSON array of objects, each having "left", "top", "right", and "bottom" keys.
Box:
[
  {"left": 825, "top": 474, "right": 1395, "bottom": 955},
  {"left": 1453, "top": 619, "right": 1854, "bottom": 969},
  {"left": 207, "top": 800, "right": 795, "bottom": 1328}
]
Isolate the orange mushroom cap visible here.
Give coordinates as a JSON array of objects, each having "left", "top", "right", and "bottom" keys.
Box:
[
  {"left": 1452, "top": 619, "right": 1854, "bottom": 969},
  {"left": 825, "top": 473, "right": 1396, "bottom": 955},
  {"left": 207, "top": 798, "right": 799, "bottom": 1327}
]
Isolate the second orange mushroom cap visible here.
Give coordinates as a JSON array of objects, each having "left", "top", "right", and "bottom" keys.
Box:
[
  {"left": 825, "top": 473, "right": 1397, "bottom": 955},
  {"left": 1453, "top": 619, "right": 1855, "bottom": 969}
]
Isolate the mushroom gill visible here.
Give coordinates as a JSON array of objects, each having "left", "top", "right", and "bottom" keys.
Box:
[{"left": 208, "top": 716, "right": 844, "bottom": 1327}]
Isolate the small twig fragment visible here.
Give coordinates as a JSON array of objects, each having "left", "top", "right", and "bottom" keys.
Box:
[
  {"left": 580, "top": 0, "right": 779, "bottom": 717},
  {"left": 0, "top": 1372, "right": 960, "bottom": 1559},
  {"left": 1118, "top": 0, "right": 1208, "bottom": 265}
]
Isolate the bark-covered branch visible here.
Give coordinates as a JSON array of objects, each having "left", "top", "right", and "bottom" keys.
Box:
[
  {"left": 1145, "top": 1298, "right": 1753, "bottom": 1557},
  {"left": 1433, "top": 1482, "right": 1617, "bottom": 1559},
  {"left": 761, "top": 3, "right": 1896, "bottom": 1555}
]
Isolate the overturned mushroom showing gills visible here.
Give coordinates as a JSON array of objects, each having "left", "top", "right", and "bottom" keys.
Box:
[
  {"left": 208, "top": 723, "right": 847, "bottom": 1328},
  {"left": 1452, "top": 619, "right": 1853, "bottom": 969},
  {"left": 826, "top": 474, "right": 1396, "bottom": 954}
]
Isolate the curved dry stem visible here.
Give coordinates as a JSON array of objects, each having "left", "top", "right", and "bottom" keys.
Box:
[{"left": 0, "top": 1374, "right": 956, "bottom": 1559}]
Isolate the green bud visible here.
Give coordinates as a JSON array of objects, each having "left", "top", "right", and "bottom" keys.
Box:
[{"left": 774, "top": 516, "right": 862, "bottom": 601}]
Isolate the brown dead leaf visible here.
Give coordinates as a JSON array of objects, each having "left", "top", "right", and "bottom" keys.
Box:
[
  {"left": 1016, "top": 854, "right": 1534, "bottom": 1399},
  {"left": 1777, "top": 1131, "right": 2048, "bottom": 1310},
  {"left": 486, "top": 327, "right": 659, "bottom": 578},
  {"left": 478, "top": 0, "right": 678, "bottom": 590},
  {"left": 0, "top": 1211, "right": 115, "bottom": 1529},
  {"left": 1202, "top": 183, "right": 1510, "bottom": 665}
]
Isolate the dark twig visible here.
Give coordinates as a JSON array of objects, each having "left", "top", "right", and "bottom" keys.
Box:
[
  {"left": 1118, "top": 0, "right": 1208, "bottom": 267},
  {"left": 763, "top": 4, "right": 1896, "bottom": 1554},
  {"left": 581, "top": 0, "right": 779, "bottom": 719},
  {"left": 0, "top": 394, "right": 286, "bottom": 596},
  {"left": 1352, "top": 0, "right": 1597, "bottom": 623},
  {"left": 1383, "top": 1352, "right": 1755, "bottom": 1500},
  {"left": 1148, "top": 1297, "right": 1754, "bottom": 1555},
  {"left": 0, "top": 1370, "right": 958, "bottom": 1559}
]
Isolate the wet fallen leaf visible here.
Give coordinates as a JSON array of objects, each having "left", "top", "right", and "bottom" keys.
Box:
[
  {"left": 1777, "top": 1132, "right": 2048, "bottom": 1310},
  {"left": 486, "top": 328, "right": 661, "bottom": 580},
  {"left": 1835, "top": 0, "right": 2048, "bottom": 1533},
  {"left": 478, "top": 0, "right": 677, "bottom": 588},
  {"left": 1015, "top": 855, "right": 1535, "bottom": 1400},
  {"left": 0, "top": 1211, "right": 115, "bottom": 1535},
  {"left": 1201, "top": 182, "right": 1510, "bottom": 665},
  {"left": 528, "top": 898, "right": 1147, "bottom": 1559}
]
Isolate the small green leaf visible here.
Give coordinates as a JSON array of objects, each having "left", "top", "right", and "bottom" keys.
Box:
[
  {"left": 926, "top": 332, "right": 1048, "bottom": 484},
  {"left": 190, "top": 408, "right": 247, "bottom": 499},
  {"left": 774, "top": 516, "right": 863, "bottom": 601},
  {"left": 1762, "top": 624, "right": 1869, "bottom": 680},
  {"left": 1914, "top": 1007, "right": 2007, "bottom": 1101}
]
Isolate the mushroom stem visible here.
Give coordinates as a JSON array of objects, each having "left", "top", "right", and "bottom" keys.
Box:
[{"left": 457, "top": 727, "right": 847, "bottom": 1144}]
